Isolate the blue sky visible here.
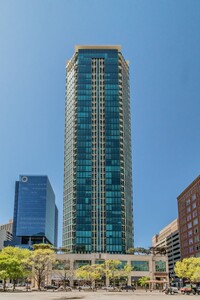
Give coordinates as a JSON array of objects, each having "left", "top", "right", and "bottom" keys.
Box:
[{"left": 0, "top": 0, "right": 200, "bottom": 247}]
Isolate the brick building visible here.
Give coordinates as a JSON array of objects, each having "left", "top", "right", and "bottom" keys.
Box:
[{"left": 177, "top": 175, "right": 200, "bottom": 258}]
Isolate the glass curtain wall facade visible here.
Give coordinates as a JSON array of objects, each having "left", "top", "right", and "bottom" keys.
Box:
[
  {"left": 63, "top": 46, "right": 133, "bottom": 254},
  {"left": 12, "top": 175, "right": 58, "bottom": 247}
]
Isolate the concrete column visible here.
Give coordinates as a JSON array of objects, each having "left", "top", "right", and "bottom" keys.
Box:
[
  {"left": 127, "top": 259, "right": 132, "bottom": 286},
  {"left": 69, "top": 260, "right": 74, "bottom": 286}
]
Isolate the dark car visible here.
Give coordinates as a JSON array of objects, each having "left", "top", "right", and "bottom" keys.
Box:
[
  {"left": 195, "top": 286, "right": 200, "bottom": 295},
  {"left": 191, "top": 285, "right": 200, "bottom": 295},
  {"left": 164, "top": 287, "right": 179, "bottom": 295},
  {"left": 121, "top": 285, "right": 136, "bottom": 291},
  {"left": 44, "top": 285, "right": 58, "bottom": 290}
]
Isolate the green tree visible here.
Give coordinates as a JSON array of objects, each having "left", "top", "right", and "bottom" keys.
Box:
[
  {"left": 59, "top": 247, "right": 71, "bottom": 254},
  {"left": 174, "top": 257, "right": 200, "bottom": 283},
  {"left": 138, "top": 276, "right": 150, "bottom": 288},
  {"left": 0, "top": 247, "right": 31, "bottom": 291},
  {"left": 103, "top": 260, "right": 132, "bottom": 287},
  {"left": 0, "top": 256, "right": 10, "bottom": 292},
  {"left": 104, "top": 259, "right": 121, "bottom": 287},
  {"left": 149, "top": 246, "right": 167, "bottom": 255},
  {"left": 101, "top": 259, "right": 132, "bottom": 287},
  {"left": 32, "top": 244, "right": 53, "bottom": 250},
  {"left": 29, "top": 245, "right": 56, "bottom": 290},
  {"left": 117, "top": 264, "right": 132, "bottom": 285},
  {"left": 191, "top": 265, "right": 200, "bottom": 282},
  {"left": 53, "top": 259, "right": 74, "bottom": 290},
  {"left": 127, "top": 247, "right": 151, "bottom": 255},
  {"left": 75, "top": 264, "right": 103, "bottom": 288},
  {"left": 127, "top": 248, "right": 136, "bottom": 254},
  {"left": 74, "top": 260, "right": 132, "bottom": 288}
]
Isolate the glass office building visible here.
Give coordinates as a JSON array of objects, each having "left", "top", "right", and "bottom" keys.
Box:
[
  {"left": 11, "top": 175, "right": 58, "bottom": 248},
  {"left": 63, "top": 46, "right": 133, "bottom": 254}
]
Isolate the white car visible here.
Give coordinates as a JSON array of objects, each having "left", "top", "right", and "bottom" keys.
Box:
[
  {"left": 102, "top": 285, "right": 115, "bottom": 291},
  {"left": 79, "top": 285, "right": 91, "bottom": 290}
]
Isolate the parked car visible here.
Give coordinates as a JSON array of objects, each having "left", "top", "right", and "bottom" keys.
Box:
[
  {"left": 190, "top": 285, "right": 200, "bottom": 295},
  {"left": 65, "top": 286, "right": 72, "bottom": 291},
  {"left": 121, "top": 285, "right": 136, "bottom": 291},
  {"left": 102, "top": 285, "right": 121, "bottom": 291},
  {"left": 101, "top": 286, "right": 107, "bottom": 290},
  {"left": 79, "top": 285, "right": 91, "bottom": 290},
  {"left": 102, "top": 285, "right": 114, "bottom": 290},
  {"left": 195, "top": 286, "right": 200, "bottom": 295},
  {"left": 180, "top": 285, "right": 192, "bottom": 295},
  {"left": 44, "top": 285, "right": 58, "bottom": 290},
  {"left": 58, "top": 285, "right": 72, "bottom": 291},
  {"left": 164, "top": 286, "right": 179, "bottom": 295}
]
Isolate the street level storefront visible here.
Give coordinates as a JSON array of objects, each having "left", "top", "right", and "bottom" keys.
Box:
[{"left": 48, "top": 253, "right": 169, "bottom": 288}]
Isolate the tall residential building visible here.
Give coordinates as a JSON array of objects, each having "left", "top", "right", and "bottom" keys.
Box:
[
  {"left": 152, "top": 219, "right": 181, "bottom": 282},
  {"left": 63, "top": 45, "right": 133, "bottom": 254},
  {"left": 177, "top": 175, "right": 200, "bottom": 259},
  {"left": 0, "top": 220, "right": 13, "bottom": 249},
  {"left": 10, "top": 175, "right": 58, "bottom": 248}
]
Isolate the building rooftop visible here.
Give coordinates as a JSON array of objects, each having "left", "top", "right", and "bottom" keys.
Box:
[
  {"left": 177, "top": 175, "right": 200, "bottom": 200},
  {"left": 75, "top": 45, "right": 121, "bottom": 52}
]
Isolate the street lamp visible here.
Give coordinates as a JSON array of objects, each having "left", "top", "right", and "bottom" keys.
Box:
[{"left": 179, "top": 278, "right": 182, "bottom": 288}]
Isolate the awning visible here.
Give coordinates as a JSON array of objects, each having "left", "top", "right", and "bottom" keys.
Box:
[{"left": 147, "top": 280, "right": 167, "bottom": 284}]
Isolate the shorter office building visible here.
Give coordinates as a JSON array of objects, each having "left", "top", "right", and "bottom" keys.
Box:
[
  {"left": 177, "top": 175, "right": 200, "bottom": 259},
  {"left": 49, "top": 253, "right": 169, "bottom": 288},
  {"left": 9, "top": 175, "right": 58, "bottom": 248},
  {"left": 152, "top": 219, "right": 181, "bottom": 283},
  {"left": 0, "top": 220, "right": 13, "bottom": 249}
]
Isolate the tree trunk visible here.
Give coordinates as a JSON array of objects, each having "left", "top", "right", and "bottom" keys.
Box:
[
  {"left": 64, "top": 273, "right": 66, "bottom": 291},
  {"left": 3, "top": 280, "right": 6, "bottom": 292},
  {"left": 13, "top": 280, "right": 16, "bottom": 291},
  {"left": 38, "top": 275, "right": 41, "bottom": 291}
]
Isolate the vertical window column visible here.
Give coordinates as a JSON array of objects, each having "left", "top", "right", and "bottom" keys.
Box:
[{"left": 91, "top": 59, "right": 105, "bottom": 252}]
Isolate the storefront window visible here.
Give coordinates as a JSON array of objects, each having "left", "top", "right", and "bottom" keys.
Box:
[{"left": 155, "top": 261, "right": 166, "bottom": 272}]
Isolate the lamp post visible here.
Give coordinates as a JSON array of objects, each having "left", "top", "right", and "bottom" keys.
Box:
[
  {"left": 169, "top": 272, "right": 174, "bottom": 286},
  {"left": 179, "top": 278, "right": 182, "bottom": 289}
]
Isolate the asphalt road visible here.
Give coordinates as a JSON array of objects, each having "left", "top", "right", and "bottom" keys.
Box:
[{"left": 0, "top": 290, "right": 197, "bottom": 300}]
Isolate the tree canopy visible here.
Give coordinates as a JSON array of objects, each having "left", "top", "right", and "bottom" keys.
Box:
[
  {"left": 75, "top": 259, "right": 132, "bottom": 287},
  {"left": 138, "top": 276, "right": 150, "bottom": 287},
  {"left": 75, "top": 264, "right": 103, "bottom": 287},
  {"left": 0, "top": 247, "right": 31, "bottom": 291},
  {"left": 174, "top": 257, "right": 200, "bottom": 283},
  {"left": 127, "top": 246, "right": 167, "bottom": 256},
  {"left": 29, "top": 246, "right": 56, "bottom": 290},
  {"left": 53, "top": 259, "right": 74, "bottom": 291}
]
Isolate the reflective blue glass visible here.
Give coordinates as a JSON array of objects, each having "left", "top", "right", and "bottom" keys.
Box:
[
  {"left": 13, "top": 175, "right": 58, "bottom": 247},
  {"left": 63, "top": 47, "right": 133, "bottom": 254}
]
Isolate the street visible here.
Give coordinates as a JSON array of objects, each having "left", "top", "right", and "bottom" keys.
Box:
[{"left": 0, "top": 290, "right": 196, "bottom": 300}]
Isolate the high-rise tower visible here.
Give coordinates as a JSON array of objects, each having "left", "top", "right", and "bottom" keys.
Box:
[{"left": 63, "top": 46, "right": 133, "bottom": 253}]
